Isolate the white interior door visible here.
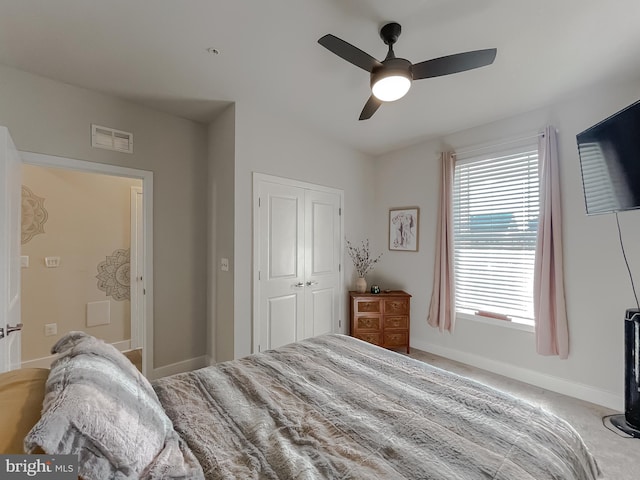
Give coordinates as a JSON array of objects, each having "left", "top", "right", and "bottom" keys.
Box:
[
  {"left": 254, "top": 174, "right": 343, "bottom": 353},
  {"left": 304, "top": 189, "right": 341, "bottom": 338},
  {"left": 0, "top": 127, "right": 23, "bottom": 372},
  {"left": 258, "top": 182, "right": 305, "bottom": 351}
]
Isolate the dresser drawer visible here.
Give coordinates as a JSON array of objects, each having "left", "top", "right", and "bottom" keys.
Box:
[
  {"left": 356, "top": 300, "right": 382, "bottom": 314},
  {"left": 354, "top": 315, "right": 381, "bottom": 332},
  {"left": 384, "top": 298, "right": 409, "bottom": 315},
  {"left": 384, "top": 331, "right": 408, "bottom": 347},
  {"left": 384, "top": 315, "right": 408, "bottom": 330},
  {"left": 355, "top": 332, "right": 382, "bottom": 346}
]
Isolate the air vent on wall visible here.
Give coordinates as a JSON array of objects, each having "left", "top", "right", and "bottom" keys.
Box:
[{"left": 91, "top": 124, "right": 133, "bottom": 154}]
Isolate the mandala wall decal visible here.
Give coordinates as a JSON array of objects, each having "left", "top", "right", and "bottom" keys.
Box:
[
  {"left": 21, "top": 185, "right": 49, "bottom": 244},
  {"left": 96, "top": 248, "right": 130, "bottom": 301}
]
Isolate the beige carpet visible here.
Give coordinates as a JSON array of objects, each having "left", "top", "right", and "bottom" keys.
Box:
[{"left": 409, "top": 349, "right": 639, "bottom": 480}]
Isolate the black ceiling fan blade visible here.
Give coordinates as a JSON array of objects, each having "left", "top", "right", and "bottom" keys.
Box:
[
  {"left": 359, "top": 95, "right": 382, "bottom": 120},
  {"left": 412, "top": 48, "right": 497, "bottom": 80},
  {"left": 318, "top": 34, "right": 383, "bottom": 73}
]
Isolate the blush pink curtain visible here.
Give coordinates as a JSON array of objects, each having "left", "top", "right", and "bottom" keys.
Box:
[
  {"left": 427, "top": 152, "right": 456, "bottom": 333},
  {"left": 534, "top": 126, "right": 569, "bottom": 358}
]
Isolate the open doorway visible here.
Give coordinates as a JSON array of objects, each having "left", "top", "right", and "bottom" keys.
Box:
[
  {"left": 21, "top": 164, "right": 143, "bottom": 370},
  {"left": 19, "top": 151, "right": 153, "bottom": 377}
]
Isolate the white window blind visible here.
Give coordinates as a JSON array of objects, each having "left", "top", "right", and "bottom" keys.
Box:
[
  {"left": 578, "top": 142, "right": 621, "bottom": 214},
  {"left": 453, "top": 146, "right": 539, "bottom": 322}
]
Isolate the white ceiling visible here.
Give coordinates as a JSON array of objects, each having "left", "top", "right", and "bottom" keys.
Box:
[{"left": 1, "top": 0, "right": 639, "bottom": 156}]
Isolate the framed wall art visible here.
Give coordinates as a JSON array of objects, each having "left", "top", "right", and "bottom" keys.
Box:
[{"left": 389, "top": 207, "right": 419, "bottom": 252}]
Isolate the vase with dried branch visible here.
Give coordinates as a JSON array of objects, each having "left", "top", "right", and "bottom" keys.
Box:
[{"left": 345, "top": 238, "right": 382, "bottom": 293}]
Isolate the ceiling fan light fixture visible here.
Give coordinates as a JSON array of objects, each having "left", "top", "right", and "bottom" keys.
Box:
[
  {"left": 370, "top": 57, "right": 413, "bottom": 102},
  {"left": 371, "top": 74, "right": 411, "bottom": 102},
  {"left": 318, "top": 22, "right": 497, "bottom": 119}
]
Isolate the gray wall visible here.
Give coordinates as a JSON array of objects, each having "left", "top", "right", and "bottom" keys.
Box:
[
  {"left": 372, "top": 78, "right": 640, "bottom": 410},
  {"left": 0, "top": 64, "right": 209, "bottom": 370},
  {"left": 208, "top": 105, "right": 236, "bottom": 363},
  {"left": 232, "top": 102, "right": 376, "bottom": 359},
  {"left": 0, "top": 63, "right": 377, "bottom": 370}
]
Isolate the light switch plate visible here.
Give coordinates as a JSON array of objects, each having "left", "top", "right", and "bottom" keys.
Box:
[
  {"left": 21, "top": 256, "right": 29, "bottom": 268},
  {"left": 221, "top": 258, "right": 229, "bottom": 272}
]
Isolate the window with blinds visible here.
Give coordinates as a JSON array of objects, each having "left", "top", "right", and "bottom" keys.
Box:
[{"left": 453, "top": 146, "right": 539, "bottom": 323}]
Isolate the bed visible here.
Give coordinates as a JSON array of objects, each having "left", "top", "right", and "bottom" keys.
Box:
[{"left": 14, "top": 332, "right": 600, "bottom": 479}]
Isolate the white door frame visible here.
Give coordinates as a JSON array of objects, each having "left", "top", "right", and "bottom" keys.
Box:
[
  {"left": 130, "top": 186, "right": 144, "bottom": 350},
  {"left": 20, "top": 151, "right": 153, "bottom": 377},
  {"left": 252, "top": 172, "right": 344, "bottom": 354}
]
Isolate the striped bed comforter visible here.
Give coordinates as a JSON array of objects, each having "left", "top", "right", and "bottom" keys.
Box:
[{"left": 153, "top": 334, "right": 600, "bottom": 480}]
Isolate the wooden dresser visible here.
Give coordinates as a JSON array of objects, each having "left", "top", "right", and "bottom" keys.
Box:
[{"left": 349, "top": 290, "right": 411, "bottom": 353}]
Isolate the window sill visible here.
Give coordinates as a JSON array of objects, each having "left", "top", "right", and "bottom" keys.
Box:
[{"left": 456, "top": 311, "right": 535, "bottom": 333}]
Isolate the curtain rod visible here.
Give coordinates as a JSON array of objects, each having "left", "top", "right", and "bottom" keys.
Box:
[{"left": 452, "top": 131, "right": 545, "bottom": 158}]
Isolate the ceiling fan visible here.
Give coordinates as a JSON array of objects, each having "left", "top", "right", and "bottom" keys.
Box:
[{"left": 318, "top": 22, "right": 497, "bottom": 120}]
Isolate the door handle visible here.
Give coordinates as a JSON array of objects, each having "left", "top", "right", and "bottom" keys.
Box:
[
  {"left": 293, "top": 282, "right": 305, "bottom": 288},
  {"left": 306, "top": 281, "right": 318, "bottom": 286},
  {"left": 6, "top": 323, "right": 23, "bottom": 335},
  {"left": 0, "top": 327, "right": 3, "bottom": 339}
]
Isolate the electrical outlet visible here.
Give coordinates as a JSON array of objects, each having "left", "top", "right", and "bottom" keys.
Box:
[
  {"left": 221, "top": 258, "right": 229, "bottom": 272},
  {"left": 44, "top": 323, "right": 57, "bottom": 336}
]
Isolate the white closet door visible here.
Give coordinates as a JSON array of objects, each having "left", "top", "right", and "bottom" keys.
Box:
[
  {"left": 254, "top": 175, "right": 343, "bottom": 353},
  {"left": 304, "top": 189, "right": 341, "bottom": 338},
  {"left": 258, "top": 182, "right": 305, "bottom": 351}
]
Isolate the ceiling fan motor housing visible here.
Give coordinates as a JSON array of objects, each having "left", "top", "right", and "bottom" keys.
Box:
[{"left": 371, "top": 58, "right": 413, "bottom": 88}]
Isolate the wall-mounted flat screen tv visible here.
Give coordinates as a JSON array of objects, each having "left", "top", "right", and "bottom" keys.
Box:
[{"left": 577, "top": 98, "right": 640, "bottom": 215}]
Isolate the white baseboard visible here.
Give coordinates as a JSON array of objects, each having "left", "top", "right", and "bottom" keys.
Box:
[
  {"left": 21, "top": 339, "right": 133, "bottom": 370},
  {"left": 151, "top": 355, "right": 209, "bottom": 380},
  {"left": 21, "top": 356, "right": 56, "bottom": 369},
  {"left": 112, "top": 339, "right": 132, "bottom": 352},
  {"left": 411, "top": 339, "right": 624, "bottom": 412}
]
